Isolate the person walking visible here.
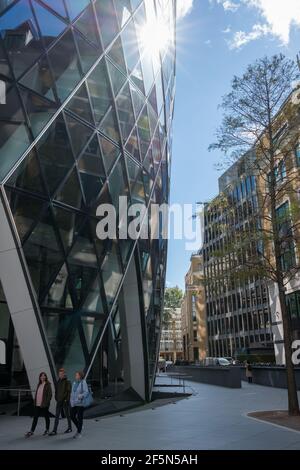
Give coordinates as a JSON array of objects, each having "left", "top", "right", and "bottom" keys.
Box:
[
  {"left": 70, "top": 371, "right": 89, "bottom": 439},
  {"left": 245, "top": 360, "right": 253, "bottom": 383},
  {"left": 25, "top": 372, "right": 52, "bottom": 437},
  {"left": 49, "top": 368, "right": 72, "bottom": 436}
]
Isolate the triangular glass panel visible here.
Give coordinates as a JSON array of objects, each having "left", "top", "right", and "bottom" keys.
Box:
[
  {"left": 115, "top": 82, "right": 135, "bottom": 143},
  {"left": 125, "top": 127, "right": 141, "bottom": 161},
  {"left": 101, "top": 241, "right": 123, "bottom": 309},
  {"left": 74, "top": 4, "right": 100, "bottom": 47},
  {"left": 23, "top": 207, "right": 64, "bottom": 298},
  {"left": 106, "top": 59, "right": 126, "bottom": 97},
  {"left": 99, "top": 135, "right": 120, "bottom": 174},
  {"left": 64, "top": 113, "right": 94, "bottom": 159},
  {"left": 68, "top": 259, "right": 98, "bottom": 305},
  {"left": 131, "top": 169, "right": 146, "bottom": 205},
  {"left": 40, "top": 0, "right": 67, "bottom": 18},
  {"left": 54, "top": 167, "right": 84, "bottom": 209},
  {"left": 107, "top": 36, "right": 126, "bottom": 73},
  {"left": 74, "top": 30, "right": 100, "bottom": 74},
  {"left": 81, "top": 275, "right": 104, "bottom": 314},
  {"left": 78, "top": 133, "right": 105, "bottom": 175},
  {"left": 130, "top": 82, "right": 144, "bottom": 118},
  {"left": 19, "top": 56, "right": 56, "bottom": 102},
  {"left": 64, "top": 0, "right": 90, "bottom": 20},
  {"left": 42, "top": 263, "right": 73, "bottom": 309},
  {"left": 66, "top": 82, "right": 94, "bottom": 125},
  {"left": 131, "top": 61, "right": 144, "bottom": 95},
  {"left": 32, "top": 0, "right": 67, "bottom": 49},
  {"left": 19, "top": 86, "right": 58, "bottom": 138},
  {"left": 37, "top": 113, "right": 75, "bottom": 195},
  {"left": 99, "top": 107, "right": 121, "bottom": 144},
  {"left": 120, "top": 19, "right": 140, "bottom": 74},
  {"left": 6, "top": 148, "right": 46, "bottom": 196},
  {"left": 52, "top": 204, "right": 85, "bottom": 252},
  {"left": 94, "top": 0, "right": 119, "bottom": 49},
  {"left": 7, "top": 191, "right": 47, "bottom": 243},
  {"left": 81, "top": 314, "right": 105, "bottom": 353},
  {"left": 108, "top": 157, "right": 129, "bottom": 214},
  {"left": 138, "top": 105, "right": 151, "bottom": 160},
  {"left": 116, "top": 0, "right": 132, "bottom": 28},
  {"left": 86, "top": 59, "right": 112, "bottom": 125},
  {"left": 0, "top": 39, "right": 11, "bottom": 78},
  {"left": 79, "top": 172, "right": 105, "bottom": 206}
]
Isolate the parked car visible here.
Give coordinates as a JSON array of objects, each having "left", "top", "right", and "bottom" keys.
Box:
[{"left": 204, "top": 357, "right": 231, "bottom": 366}]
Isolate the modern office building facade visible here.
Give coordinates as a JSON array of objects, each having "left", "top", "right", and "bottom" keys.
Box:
[
  {"left": 181, "top": 252, "right": 207, "bottom": 363},
  {"left": 0, "top": 0, "right": 176, "bottom": 404},
  {"left": 203, "top": 158, "right": 274, "bottom": 360}
]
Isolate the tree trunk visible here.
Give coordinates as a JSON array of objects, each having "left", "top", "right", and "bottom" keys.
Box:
[{"left": 277, "top": 275, "right": 299, "bottom": 415}]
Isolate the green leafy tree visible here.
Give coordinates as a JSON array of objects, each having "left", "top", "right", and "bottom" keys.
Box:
[{"left": 209, "top": 54, "right": 300, "bottom": 415}]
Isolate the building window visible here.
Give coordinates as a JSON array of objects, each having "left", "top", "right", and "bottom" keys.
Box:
[{"left": 276, "top": 201, "right": 295, "bottom": 271}]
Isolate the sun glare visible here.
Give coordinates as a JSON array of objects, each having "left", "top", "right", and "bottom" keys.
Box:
[{"left": 138, "top": 18, "right": 172, "bottom": 59}]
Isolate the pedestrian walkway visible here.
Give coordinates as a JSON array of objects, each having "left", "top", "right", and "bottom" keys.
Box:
[{"left": 0, "top": 378, "right": 300, "bottom": 450}]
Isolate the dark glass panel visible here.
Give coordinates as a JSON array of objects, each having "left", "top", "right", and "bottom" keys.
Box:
[
  {"left": 126, "top": 155, "right": 145, "bottom": 204},
  {"left": 99, "top": 107, "right": 120, "bottom": 143},
  {"left": 115, "top": 0, "right": 132, "bottom": 28},
  {"left": 37, "top": 113, "right": 75, "bottom": 195},
  {"left": 40, "top": 0, "right": 67, "bottom": 18},
  {"left": 82, "top": 313, "right": 104, "bottom": 353},
  {"left": 52, "top": 204, "right": 85, "bottom": 252},
  {"left": 121, "top": 19, "right": 139, "bottom": 74},
  {"left": 74, "top": 3, "right": 100, "bottom": 47},
  {"left": 66, "top": 81, "right": 94, "bottom": 125},
  {"left": 143, "top": 148, "right": 155, "bottom": 177},
  {"left": 107, "top": 36, "right": 126, "bottom": 72},
  {"left": 78, "top": 135, "right": 106, "bottom": 205},
  {"left": 6, "top": 148, "right": 46, "bottom": 195},
  {"left": 99, "top": 134, "right": 120, "bottom": 174},
  {"left": 42, "top": 263, "right": 73, "bottom": 309},
  {"left": 32, "top": 0, "right": 67, "bottom": 48},
  {"left": 148, "top": 103, "right": 157, "bottom": 137},
  {"left": 54, "top": 167, "right": 84, "bottom": 209},
  {"left": 115, "top": 82, "right": 135, "bottom": 143},
  {"left": 64, "top": 113, "right": 93, "bottom": 159},
  {"left": 126, "top": 154, "right": 139, "bottom": 186},
  {"left": 7, "top": 190, "right": 47, "bottom": 242},
  {"left": 137, "top": 105, "right": 151, "bottom": 160},
  {"left": 108, "top": 156, "right": 129, "bottom": 214},
  {"left": 0, "top": 38, "right": 11, "bottom": 77},
  {"left": 101, "top": 240, "right": 123, "bottom": 309},
  {"left": 74, "top": 29, "right": 99, "bottom": 74},
  {"left": 19, "top": 55, "right": 56, "bottom": 101},
  {"left": 149, "top": 85, "right": 158, "bottom": 115},
  {"left": 47, "top": 29, "right": 81, "bottom": 102},
  {"left": 106, "top": 59, "right": 126, "bottom": 97},
  {"left": 23, "top": 207, "right": 64, "bottom": 297},
  {"left": 125, "top": 126, "right": 140, "bottom": 161},
  {"left": 64, "top": 0, "right": 89, "bottom": 21},
  {"left": 81, "top": 275, "right": 104, "bottom": 314},
  {"left": 42, "top": 309, "right": 86, "bottom": 373},
  {"left": 19, "top": 86, "right": 58, "bottom": 138},
  {"left": 86, "top": 59, "right": 111, "bottom": 124},
  {"left": 0, "top": 0, "right": 44, "bottom": 78},
  {"left": 142, "top": 168, "right": 153, "bottom": 201},
  {"left": 94, "top": 0, "right": 119, "bottom": 49}
]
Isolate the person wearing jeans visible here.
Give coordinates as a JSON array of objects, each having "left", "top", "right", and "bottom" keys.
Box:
[
  {"left": 70, "top": 371, "right": 89, "bottom": 439},
  {"left": 25, "top": 372, "right": 52, "bottom": 437},
  {"left": 49, "top": 368, "right": 72, "bottom": 436}
]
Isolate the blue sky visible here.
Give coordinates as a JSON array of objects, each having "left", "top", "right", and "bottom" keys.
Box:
[{"left": 166, "top": 0, "right": 300, "bottom": 289}]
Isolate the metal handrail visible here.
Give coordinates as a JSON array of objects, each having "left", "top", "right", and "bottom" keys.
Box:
[{"left": 0, "top": 387, "right": 34, "bottom": 417}]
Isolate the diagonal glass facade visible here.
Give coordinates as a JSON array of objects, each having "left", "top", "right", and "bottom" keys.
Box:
[{"left": 0, "top": 0, "right": 176, "bottom": 402}]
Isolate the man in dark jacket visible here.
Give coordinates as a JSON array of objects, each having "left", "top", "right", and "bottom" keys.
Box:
[{"left": 49, "top": 368, "right": 72, "bottom": 435}]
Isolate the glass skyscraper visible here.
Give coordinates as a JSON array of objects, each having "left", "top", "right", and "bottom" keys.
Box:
[{"left": 0, "top": 0, "right": 176, "bottom": 404}]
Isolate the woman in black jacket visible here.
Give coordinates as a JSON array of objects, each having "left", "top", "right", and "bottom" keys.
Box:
[{"left": 25, "top": 372, "right": 52, "bottom": 437}]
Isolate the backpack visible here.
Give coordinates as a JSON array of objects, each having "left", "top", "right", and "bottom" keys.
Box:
[
  {"left": 81, "top": 381, "right": 94, "bottom": 408},
  {"left": 248, "top": 364, "right": 252, "bottom": 372}
]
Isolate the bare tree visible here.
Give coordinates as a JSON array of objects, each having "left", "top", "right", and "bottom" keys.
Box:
[{"left": 209, "top": 54, "right": 300, "bottom": 415}]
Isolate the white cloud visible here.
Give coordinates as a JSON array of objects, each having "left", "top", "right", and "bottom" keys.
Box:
[
  {"left": 205, "top": 39, "right": 212, "bottom": 46},
  {"left": 229, "top": 23, "right": 271, "bottom": 49},
  {"left": 176, "top": 0, "right": 194, "bottom": 19},
  {"left": 222, "top": 26, "right": 232, "bottom": 33},
  {"left": 210, "top": 0, "right": 240, "bottom": 12},
  {"left": 247, "top": 0, "right": 300, "bottom": 45}
]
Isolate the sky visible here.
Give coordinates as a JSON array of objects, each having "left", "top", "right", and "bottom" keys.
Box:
[{"left": 166, "top": 0, "right": 300, "bottom": 289}]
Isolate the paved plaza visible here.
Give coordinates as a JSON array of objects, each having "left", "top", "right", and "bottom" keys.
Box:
[{"left": 0, "top": 377, "right": 300, "bottom": 450}]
